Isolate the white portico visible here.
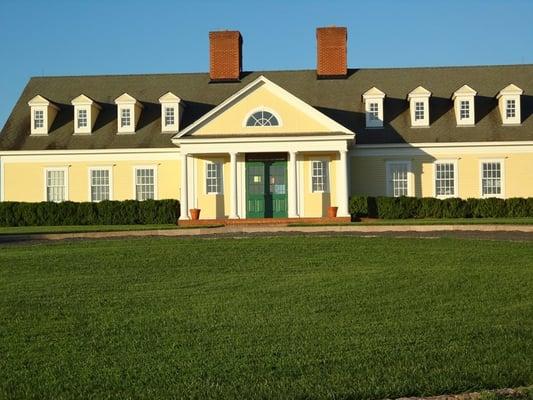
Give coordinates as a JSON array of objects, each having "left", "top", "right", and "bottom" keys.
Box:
[{"left": 173, "top": 76, "right": 354, "bottom": 220}]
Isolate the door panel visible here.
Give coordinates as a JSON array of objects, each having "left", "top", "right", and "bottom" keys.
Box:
[{"left": 246, "top": 159, "right": 288, "bottom": 218}]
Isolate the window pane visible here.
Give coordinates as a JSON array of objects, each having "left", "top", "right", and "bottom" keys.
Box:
[
  {"left": 206, "top": 162, "right": 222, "bottom": 194},
  {"left": 135, "top": 168, "right": 155, "bottom": 200},
  {"left": 311, "top": 160, "right": 327, "bottom": 192},
  {"left": 246, "top": 111, "right": 279, "bottom": 127},
  {"left": 388, "top": 163, "right": 409, "bottom": 197},
  {"left": 46, "top": 170, "right": 65, "bottom": 202},
  {"left": 482, "top": 162, "right": 502, "bottom": 196},
  {"left": 91, "top": 169, "right": 110, "bottom": 202},
  {"left": 435, "top": 163, "right": 455, "bottom": 196}
]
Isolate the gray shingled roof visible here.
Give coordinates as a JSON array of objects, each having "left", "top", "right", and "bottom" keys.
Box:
[{"left": 1, "top": 65, "right": 532, "bottom": 150}]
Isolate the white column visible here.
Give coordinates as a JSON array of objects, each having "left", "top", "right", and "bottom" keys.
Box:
[
  {"left": 288, "top": 151, "right": 298, "bottom": 218},
  {"left": 337, "top": 150, "right": 350, "bottom": 217},
  {"left": 229, "top": 152, "right": 239, "bottom": 219},
  {"left": 180, "top": 153, "right": 189, "bottom": 220}
]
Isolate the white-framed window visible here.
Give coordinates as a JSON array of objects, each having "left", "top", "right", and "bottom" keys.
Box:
[
  {"left": 89, "top": 168, "right": 111, "bottom": 202},
  {"left": 311, "top": 160, "right": 328, "bottom": 192},
  {"left": 506, "top": 100, "right": 516, "bottom": 119},
  {"left": 34, "top": 110, "right": 44, "bottom": 129},
  {"left": 368, "top": 102, "right": 379, "bottom": 121},
  {"left": 460, "top": 101, "right": 470, "bottom": 120},
  {"left": 45, "top": 168, "right": 68, "bottom": 202},
  {"left": 205, "top": 162, "right": 223, "bottom": 194},
  {"left": 480, "top": 160, "right": 503, "bottom": 198},
  {"left": 386, "top": 161, "right": 411, "bottom": 197},
  {"left": 135, "top": 167, "right": 156, "bottom": 201},
  {"left": 77, "top": 109, "right": 88, "bottom": 128},
  {"left": 164, "top": 107, "right": 175, "bottom": 127},
  {"left": 121, "top": 108, "right": 131, "bottom": 127},
  {"left": 245, "top": 110, "right": 280, "bottom": 127},
  {"left": 414, "top": 102, "right": 425, "bottom": 121},
  {"left": 434, "top": 161, "right": 457, "bottom": 198}
]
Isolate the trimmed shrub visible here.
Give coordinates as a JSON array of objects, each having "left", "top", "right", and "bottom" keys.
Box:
[
  {"left": 349, "top": 195, "right": 533, "bottom": 219},
  {"left": 0, "top": 200, "right": 180, "bottom": 227}
]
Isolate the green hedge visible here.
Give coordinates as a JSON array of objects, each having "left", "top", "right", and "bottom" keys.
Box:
[
  {"left": 0, "top": 200, "right": 180, "bottom": 227},
  {"left": 349, "top": 196, "right": 533, "bottom": 219}
]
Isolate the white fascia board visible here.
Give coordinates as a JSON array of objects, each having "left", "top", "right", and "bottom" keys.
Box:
[
  {"left": 0, "top": 147, "right": 180, "bottom": 156},
  {"left": 173, "top": 134, "right": 353, "bottom": 146}
]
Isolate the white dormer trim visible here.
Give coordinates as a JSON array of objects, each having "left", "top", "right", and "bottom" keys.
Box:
[
  {"left": 362, "top": 87, "right": 385, "bottom": 128},
  {"left": 71, "top": 94, "right": 102, "bottom": 135},
  {"left": 28, "top": 95, "right": 59, "bottom": 136},
  {"left": 114, "top": 93, "right": 143, "bottom": 134},
  {"left": 496, "top": 84, "right": 523, "bottom": 125},
  {"left": 407, "top": 86, "right": 431, "bottom": 128},
  {"left": 452, "top": 85, "right": 477, "bottom": 127},
  {"left": 158, "top": 92, "right": 183, "bottom": 133}
]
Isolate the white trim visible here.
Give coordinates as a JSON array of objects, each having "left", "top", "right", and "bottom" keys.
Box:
[
  {"left": 433, "top": 159, "right": 459, "bottom": 199},
  {"left": 385, "top": 160, "right": 413, "bottom": 197},
  {"left": 242, "top": 107, "right": 283, "bottom": 128},
  {"left": 88, "top": 166, "right": 113, "bottom": 202},
  {"left": 479, "top": 158, "right": 505, "bottom": 199},
  {"left": 310, "top": 157, "right": 330, "bottom": 193},
  {"left": 354, "top": 141, "right": 533, "bottom": 149},
  {"left": 0, "top": 148, "right": 179, "bottom": 156},
  {"left": 43, "top": 167, "right": 69, "bottom": 202},
  {"left": 174, "top": 75, "right": 354, "bottom": 138},
  {"left": 0, "top": 156, "right": 4, "bottom": 202},
  {"left": 133, "top": 165, "right": 158, "bottom": 201}
]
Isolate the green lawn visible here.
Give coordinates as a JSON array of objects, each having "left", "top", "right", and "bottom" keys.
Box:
[
  {"left": 290, "top": 217, "right": 533, "bottom": 227},
  {"left": 0, "top": 236, "right": 531, "bottom": 399},
  {"left": 0, "top": 224, "right": 224, "bottom": 236}
]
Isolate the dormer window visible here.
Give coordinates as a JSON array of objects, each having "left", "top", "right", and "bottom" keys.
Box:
[
  {"left": 362, "top": 87, "right": 385, "bottom": 128},
  {"left": 414, "top": 102, "right": 425, "bottom": 121},
  {"left": 34, "top": 110, "right": 44, "bottom": 129},
  {"left": 77, "top": 109, "right": 88, "bottom": 128},
  {"left": 28, "top": 95, "right": 59, "bottom": 135},
  {"left": 460, "top": 101, "right": 470, "bottom": 119},
  {"left": 506, "top": 100, "right": 516, "bottom": 118},
  {"left": 114, "top": 93, "right": 143, "bottom": 134},
  {"left": 497, "top": 84, "right": 522, "bottom": 125},
  {"left": 407, "top": 86, "right": 431, "bottom": 127},
  {"left": 165, "top": 107, "right": 175, "bottom": 126},
  {"left": 452, "top": 85, "right": 476, "bottom": 126},
  {"left": 121, "top": 108, "right": 131, "bottom": 127},
  {"left": 158, "top": 92, "right": 182, "bottom": 133},
  {"left": 71, "top": 94, "right": 101, "bottom": 134}
]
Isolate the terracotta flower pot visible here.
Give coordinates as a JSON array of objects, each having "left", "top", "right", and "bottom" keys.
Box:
[
  {"left": 327, "top": 206, "right": 338, "bottom": 218},
  {"left": 190, "top": 208, "right": 201, "bottom": 220}
]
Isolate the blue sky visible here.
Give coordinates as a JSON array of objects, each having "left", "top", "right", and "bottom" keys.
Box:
[{"left": 0, "top": 0, "right": 532, "bottom": 128}]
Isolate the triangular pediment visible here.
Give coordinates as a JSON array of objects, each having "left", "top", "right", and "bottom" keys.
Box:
[
  {"left": 159, "top": 91, "right": 182, "bottom": 103},
  {"left": 452, "top": 85, "right": 477, "bottom": 98},
  {"left": 71, "top": 94, "right": 101, "bottom": 108},
  {"left": 497, "top": 83, "right": 523, "bottom": 98},
  {"left": 407, "top": 86, "right": 432, "bottom": 99},
  {"left": 175, "top": 75, "right": 353, "bottom": 138},
  {"left": 114, "top": 92, "right": 138, "bottom": 104},
  {"left": 362, "top": 86, "right": 385, "bottom": 99}
]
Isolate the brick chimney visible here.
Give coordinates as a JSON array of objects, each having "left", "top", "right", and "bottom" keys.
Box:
[
  {"left": 209, "top": 30, "right": 242, "bottom": 82},
  {"left": 316, "top": 27, "right": 347, "bottom": 78}
]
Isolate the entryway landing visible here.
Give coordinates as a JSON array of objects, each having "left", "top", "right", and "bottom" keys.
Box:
[{"left": 178, "top": 216, "right": 351, "bottom": 227}]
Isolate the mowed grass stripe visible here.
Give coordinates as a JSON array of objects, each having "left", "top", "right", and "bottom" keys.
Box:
[{"left": 0, "top": 236, "right": 531, "bottom": 399}]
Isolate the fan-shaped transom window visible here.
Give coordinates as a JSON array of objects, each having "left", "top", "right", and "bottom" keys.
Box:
[{"left": 246, "top": 110, "right": 279, "bottom": 127}]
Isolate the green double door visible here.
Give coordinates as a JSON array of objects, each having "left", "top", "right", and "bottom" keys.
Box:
[{"left": 246, "top": 158, "right": 288, "bottom": 218}]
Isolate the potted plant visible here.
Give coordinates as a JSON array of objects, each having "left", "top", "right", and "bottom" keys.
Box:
[
  {"left": 327, "top": 206, "right": 338, "bottom": 218},
  {"left": 190, "top": 208, "right": 201, "bottom": 220}
]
